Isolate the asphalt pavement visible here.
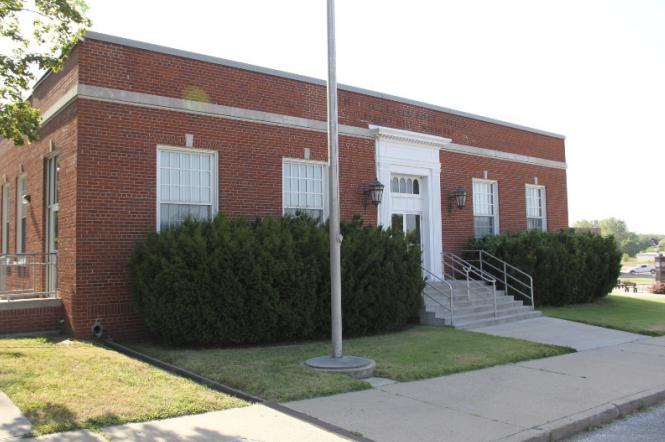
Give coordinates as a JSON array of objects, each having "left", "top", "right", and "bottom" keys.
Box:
[{"left": 567, "top": 402, "right": 665, "bottom": 442}]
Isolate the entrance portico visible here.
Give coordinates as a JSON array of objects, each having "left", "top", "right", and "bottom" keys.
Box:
[{"left": 371, "top": 125, "right": 451, "bottom": 279}]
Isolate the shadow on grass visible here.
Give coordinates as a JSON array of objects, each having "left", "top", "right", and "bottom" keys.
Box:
[{"left": 23, "top": 402, "right": 79, "bottom": 435}]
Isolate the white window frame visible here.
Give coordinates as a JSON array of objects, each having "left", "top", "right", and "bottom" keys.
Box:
[
  {"left": 472, "top": 178, "right": 500, "bottom": 238},
  {"left": 156, "top": 145, "right": 219, "bottom": 231},
  {"left": 282, "top": 158, "right": 329, "bottom": 221},
  {"left": 16, "top": 174, "right": 26, "bottom": 253},
  {"left": 525, "top": 184, "right": 547, "bottom": 231},
  {"left": 390, "top": 174, "right": 422, "bottom": 195},
  {"left": 1, "top": 183, "right": 8, "bottom": 254}
]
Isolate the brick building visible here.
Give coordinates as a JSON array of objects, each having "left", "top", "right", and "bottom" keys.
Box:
[{"left": 0, "top": 32, "right": 567, "bottom": 338}]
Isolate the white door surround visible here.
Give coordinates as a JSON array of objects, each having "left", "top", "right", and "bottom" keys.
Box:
[{"left": 371, "top": 125, "right": 451, "bottom": 278}]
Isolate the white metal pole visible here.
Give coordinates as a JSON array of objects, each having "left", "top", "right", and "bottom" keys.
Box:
[{"left": 327, "top": 0, "right": 343, "bottom": 358}]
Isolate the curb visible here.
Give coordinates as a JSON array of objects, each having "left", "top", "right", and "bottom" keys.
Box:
[
  {"left": 102, "top": 340, "right": 375, "bottom": 442},
  {"left": 498, "top": 385, "right": 665, "bottom": 441}
]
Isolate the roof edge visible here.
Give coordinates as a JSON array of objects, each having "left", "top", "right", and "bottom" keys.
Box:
[{"left": 83, "top": 31, "right": 566, "bottom": 140}]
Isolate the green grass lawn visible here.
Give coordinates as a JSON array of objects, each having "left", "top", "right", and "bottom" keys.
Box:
[
  {"left": 133, "top": 326, "right": 572, "bottom": 402},
  {"left": 544, "top": 292, "right": 665, "bottom": 336},
  {"left": 0, "top": 337, "right": 247, "bottom": 436}
]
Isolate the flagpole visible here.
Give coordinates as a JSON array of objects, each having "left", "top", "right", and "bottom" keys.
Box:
[
  {"left": 326, "top": 0, "right": 343, "bottom": 359},
  {"left": 304, "top": 0, "right": 375, "bottom": 378}
]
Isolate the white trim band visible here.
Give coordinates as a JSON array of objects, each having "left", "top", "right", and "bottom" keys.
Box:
[
  {"left": 40, "top": 84, "right": 568, "bottom": 170},
  {"left": 445, "top": 143, "right": 567, "bottom": 170}
]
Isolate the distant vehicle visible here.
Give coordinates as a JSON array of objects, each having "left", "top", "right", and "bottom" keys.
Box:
[{"left": 628, "top": 264, "right": 656, "bottom": 275}]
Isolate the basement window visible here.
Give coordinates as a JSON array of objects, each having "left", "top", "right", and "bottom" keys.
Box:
[
  {"left": 473, "top": 179, "right": 499, "bottom": 239},
  {"left": 525, "top": 185, "right": 547, "bottom": 231},
  {"left": 157, "top": 146, "right": 218, "bottom": 231}
]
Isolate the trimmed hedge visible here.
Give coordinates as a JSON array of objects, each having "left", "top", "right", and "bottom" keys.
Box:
[
  {"left": 130, "top": 215, "right": 424, "bottom": 345},
  {"left": 468, "top": 229, "right": 621, "bottom": 307}
]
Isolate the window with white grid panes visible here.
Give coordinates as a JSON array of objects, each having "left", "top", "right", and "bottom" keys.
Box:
[
  {"left": 157, "top": 147, "right": 217, "bottom": 231},
  {"left": 525, "top": 185, "right": 547, "bottom": 231},
  {"left": 283, "top": 161, "right": 325, "bottom": 221},
  {"left": 473, "top": 179, "right": 499, "bottom": 239}
]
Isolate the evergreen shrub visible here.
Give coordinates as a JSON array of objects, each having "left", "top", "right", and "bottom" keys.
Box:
[
  {"left": 467, "top": 229, "right": 621, "bottom": 307},
  {"left": 129, "top": 215, "right": 423, "bottom": 345}
]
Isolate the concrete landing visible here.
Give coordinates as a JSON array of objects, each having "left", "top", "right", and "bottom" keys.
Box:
[{"left": 469, "top": 316, "right": 644, "bottom": 351}]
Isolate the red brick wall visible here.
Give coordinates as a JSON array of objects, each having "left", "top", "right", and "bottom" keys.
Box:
[
  {"left": 31, "top": 47, "right": 79, "bottom": 114},
  {"left": 2, "top": 36, "right": 568, "bottom": 339},
  {"left": 77, "top": 39, "right": 565, "bottom": 162},
  {"left": 0, "top": 104, "right": 78, "bottom": 336},
  {"left": 441, "top": 151, "right": 569, "bottom": 252},
  {"left": 74, "top": 99, "right": 377, "bottom": 339},
  {"left": 0, "top": 303, "right": 64, "bottom": 335}
]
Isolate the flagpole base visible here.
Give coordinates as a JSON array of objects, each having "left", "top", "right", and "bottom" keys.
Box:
[{"left": 304, "top": 355, "right": 375, "bottom": 379}]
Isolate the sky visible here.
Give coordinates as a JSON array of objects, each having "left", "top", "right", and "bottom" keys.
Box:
[{"left": 83, "top": 0, "right": 665, "bottom": 234}]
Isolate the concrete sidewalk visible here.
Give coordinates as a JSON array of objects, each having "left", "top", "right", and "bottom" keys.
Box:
[
  {"left": 0, "top": 391, "right": 32, "bottom": 440},
  {"left": 22, "top": 405, "right": 356, "bottom": 441},
  {"left": 22, "top": 404, "right": 355, "bottom": 441},
  {"left": 470, "top": 317, "right": 643, "bottom": 351},
  {"left": 287, "top": 336, "right": 665, "bottom": 442}
]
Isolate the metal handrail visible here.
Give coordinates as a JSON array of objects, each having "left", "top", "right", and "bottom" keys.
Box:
[
  {"left": 443, "top": 252, "right": 498, "bottom": 318},
  {"left": 462, "top": 249, "right": 535, "bottom": 309},
  {"left": 421, "top": 266, "right": 455, "bottom": 325},
  {"left": 0, "top": 252, "right": 58, "bottom": 301}
]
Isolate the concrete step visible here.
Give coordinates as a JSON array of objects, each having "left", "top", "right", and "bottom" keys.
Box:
[
  {"left": 426, "top": 302, "right": 531, "bottom": 318},
  {"left": 446, "top": 306, "right": 534, "bottom": 323},
  {"left": 454, "top": 310, "right": 542, "bottom": 329},
  {"left": 419, "top": 309, "right": 450, "bottom": 326},
  {"left": 423, "top": 295, "right": 519, "bottom": 310}
]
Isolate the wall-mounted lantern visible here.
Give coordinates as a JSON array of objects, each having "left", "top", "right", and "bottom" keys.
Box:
[
  {"left": 448, "top": 186, "right": 467, "bottom": 212},
  {"left": 363, "top": 178, "right": 384, "bottom": 209},
  {"left": 22, "top": 194, "right": 31, "bottom": 205}
]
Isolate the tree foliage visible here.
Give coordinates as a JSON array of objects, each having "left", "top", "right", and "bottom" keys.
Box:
[
  {"left": 1, "top": 0, "right": 90, "bottom": 145},
  {"left": 573, "top": 217, "right": 661, "bottom": 257}
]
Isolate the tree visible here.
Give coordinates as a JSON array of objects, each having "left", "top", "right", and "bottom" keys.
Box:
[
  {"left": 574, "top": 217, "right": 659, "bottom": 257},
  {"left": 659, "top": 239, "right": 665, "bottom": 252},
  {"left": 1, "top": 0, "right": 90, "bottom": 145},
  {"left": 573, "top": 219, "right": 599, "bottom": 229}
]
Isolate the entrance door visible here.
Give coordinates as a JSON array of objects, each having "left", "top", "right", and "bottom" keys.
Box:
[
  {"left": 391, "top": 213, "right": 422, "bottom": 248},
  {"left": 390, "top": 174, "right": 426, "bottom": 264}
]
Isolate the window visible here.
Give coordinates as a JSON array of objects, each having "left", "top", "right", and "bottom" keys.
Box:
[
  {"left": 46, "top": 156, "right": 59, "bottom": 253},
  {"left": 526, "top": 185, "right": 547, "bottom": 231},
  {"left": 1, "top": 183, "right": 8, "bottom": 254},
  {"left": 157, "top": 146, "right": 217, "bottom": 231},
  {"left": 390, "top": 175, "right": 420, "bottom": 195},
  {"left": 473, "top": 179, "right": 499, "bottom": 239},
  {"left": 283, "top": 160, "right": 326, "bottom": 220},
  {"left": 16, "top": 175, "right": 26, "bottom": 253}
]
